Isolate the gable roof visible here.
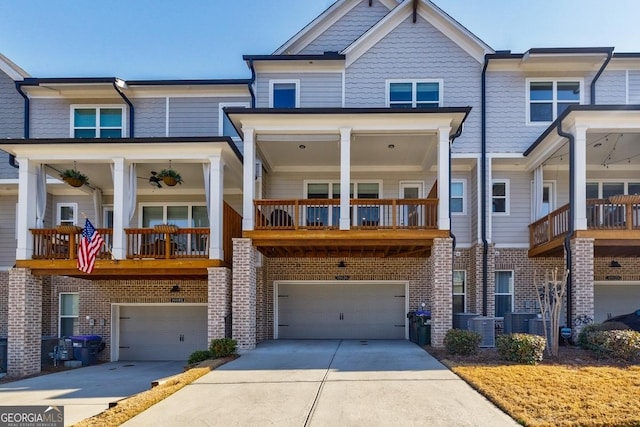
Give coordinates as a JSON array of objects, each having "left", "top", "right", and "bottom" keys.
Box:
[
  {"left": 342, "top": 0, "right": 493, "bottom": 66},
  {"left": 273, "top": 0, "right": 398, "bottom": 55},
  {"left": 0, "top": 52, "right": 29, "bottom": 81}
]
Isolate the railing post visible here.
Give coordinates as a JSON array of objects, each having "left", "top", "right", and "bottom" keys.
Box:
[
  {"left": 294, "top": 200, "right": 299, "bottom": 230},
  {"left": 392, "top": 200, "right": 397, "bottom": 229},
  {"left": 69, "top": 233, "right": 77, "bottom": 260},
  {"left": 547, "top": 212, "right": 552, "bottom": 243},
  {"left": 627, "top": 202, "right": 633, "bottom": 230},
  {"left": 165, "top": 232, "right": 171, "bottom": 259}
]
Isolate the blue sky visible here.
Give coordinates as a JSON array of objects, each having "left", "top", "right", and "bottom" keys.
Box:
[{"left": 1, "top": 0, "right": 639, "bottom": 79}]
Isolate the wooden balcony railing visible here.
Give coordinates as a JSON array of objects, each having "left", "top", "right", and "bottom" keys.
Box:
[
  {"left": 126, "top": 227, "right": 210, "bottom": 259},
  {"left": 254, "top": 198, "right": 438, "bottom": 230},
  {"left": 529, "top": 198, "right": 640, "bottom": 249},
  {"left": 31, "top": 227, "right": 113, "bottom": 260}
]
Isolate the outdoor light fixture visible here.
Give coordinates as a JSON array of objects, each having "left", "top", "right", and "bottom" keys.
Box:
[
  {"left": 299, "top": 144, "right": 306, "bottom": 149},
  {"left": 388, "top": 144, "right": 395, "bottom": 149},
  {"left": 337, "top": 260, "right": 346, "bottom": 268},
  {"left": 609, "top": 260, "right": 621, "bottom": 268},
  {"left": 170, "top": 285, "right": 181, "bottom": 293}
]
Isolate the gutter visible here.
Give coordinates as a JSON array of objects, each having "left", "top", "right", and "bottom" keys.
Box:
[
  {"left": 557, "top": 120, "right": 574, "bottom": 330},
  {"left": 590, "top": 48, "right": 613, "bottom": 104},
  {"left": 10, "top": 81, "right": 31, "bottom": 168},
  {"left": 480, "top": 55, "right": 489, "bottom": 316},
  {"left": 246, "top": 59, "right": 256, "bottom": 108},
  {"left": 113, "top": 81, "right": 134, "bottom": 137}
]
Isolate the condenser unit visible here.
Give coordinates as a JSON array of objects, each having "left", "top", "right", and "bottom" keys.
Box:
[
  {"left": 468, "top": 317, "right": 495, "bottom": 347},
  {"left": 504, "top": 312, "right": 538, "bottom": 334},
  {"left": 453, "top": 313, "right": 479, "bottom": 330}
]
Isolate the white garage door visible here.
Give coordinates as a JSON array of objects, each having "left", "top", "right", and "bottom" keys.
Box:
[
  {"left": 277, "top": 282, "right": 406, "bottom": 339},
  {"left": 595, "top": 282, "right": 640, "bottom": 323},
  {"left": 118, "top": 305, "right": 207, "bottom": 361}
]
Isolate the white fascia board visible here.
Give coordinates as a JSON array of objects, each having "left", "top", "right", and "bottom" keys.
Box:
[
  {"left": 607, "top": 58, "right": 640, "bottom": 71},
  {"left": 127, "top": 86, "right": 251, "bottom": 98},
  {"left": 573, "top": 111, "right": 640, "bottom": 132},
  {"left": 272, "top": 164, "right": 425, "bottom": 173},
  {"left": 252, "top": 60, "right": 345, "bottom": 74},
  {"left": 0, "top": 52, "right": 29, "bottom": 80},
  {"left": 274, "top": 0, "right": 360, "bottom": 55}
]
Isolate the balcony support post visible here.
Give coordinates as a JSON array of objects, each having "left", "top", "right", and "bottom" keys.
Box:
[
  {"left": 243, "top": 127, "right": 256, "bottom": 231},
  {"left": 16, "top": 157, "right": 37, "bottom": 259},
  {"left": 209, "top": 155, "right": 225, "bottom": 260},
  {"left": 111, "top": 157, "right": 128, "bottom": 259},
  {"left": 573, "top": 126, "right": 588, "bottom": 231},
  {"left": 437, "top": 127, "right": 450, "bottom": 230},
  {"left": 339, "top": 127, "right": 351, "bottom": 230}
]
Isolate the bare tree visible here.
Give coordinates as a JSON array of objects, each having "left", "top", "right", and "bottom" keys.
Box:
[{"left": 534, "top": 268, "right": 570, "bottom": 357}]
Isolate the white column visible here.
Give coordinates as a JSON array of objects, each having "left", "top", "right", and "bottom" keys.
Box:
[
  {"left": 243, "top": 127, "right": 256, "bottom": 231},
  {"left": 209, "top": 155, "right": 224, "bottom": 260},
  {"left": 16, "top": 157, "right": 38, "bottom": 259},
  {"left": 339, "top": 127, "right": 351, "bottom": 230},
  {"left": 574, "top": 126, "right": 588, "bottom": 230},
  {"left": 532, "top": 165, "right": 544, "bottom": 221},
  {"left": 437, "top": 127, "right": 451, "bottom": 230},
  {"left": 111, "top": 157, "right": 128, "bottom": 259}
]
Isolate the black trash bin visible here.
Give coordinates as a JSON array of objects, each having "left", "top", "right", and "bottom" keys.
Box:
[
  {"left": 415, "top": 310, "right": 431, "bottom": 346},
  {"left": 407, "top": 311, "right": 417, "bottom": 343},
  {"left": 68, "top": 335, "right": 104, "bottom": 366}
]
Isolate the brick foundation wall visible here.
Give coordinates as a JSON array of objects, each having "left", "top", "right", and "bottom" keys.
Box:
[
  {"left": 593, "top": 256, "right": 640, "bottom": 281},
  {"left": 8, "top": 269, "right": 42, "bottom": 377},
  {"left": 571, "top": 238, "right": 594, "bottom": 336},
  {"left": 232, "top": 238, "right": 257, "bottom": 350},
  {"left": 430, "top": 238, "right": 453, "bottom": 347},
  {"left": 256, "top": 265, "right": 267, "bottom": 342},
  {"left": 0, "top": 271, "right": 8, "bottom": 338},
  {"left": 208, "top": 267, "right": 231, "bottom": 342}
]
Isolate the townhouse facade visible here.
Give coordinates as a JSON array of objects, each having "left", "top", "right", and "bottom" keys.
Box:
[{"left": 1, "top": 0, "right": 639, "bottom": 377}]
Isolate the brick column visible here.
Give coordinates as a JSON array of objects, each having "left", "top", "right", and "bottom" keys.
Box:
[
  {"left": 232, "top": 238, "right": 256, "bottom": 350},
  {"left": 208, "top": 267, "right": 232, "bottom": 342},
  {"left": 570, "top": 237, "right": 594, "bottom": 337},
  {"left": 8, "top": 268, "right": 42, "bottom": 378},
  {"left": 430, "top": 238, "right": 453, "bottom": 347},
  {"left": 471, "top": 243, "right": 495, "bottom": 316}
]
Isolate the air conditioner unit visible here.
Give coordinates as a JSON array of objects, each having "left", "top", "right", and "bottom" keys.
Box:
[
  {"left": 528, "top": 318, "right": 551, "bottom": 337},
  {"left": 504, "top": 312, "right": 538, "bottom": 334},
  {"left": 453, "top": 313, "right": 479, "bottom": 330},
  {"left": 468, "top": 317, "right": 495, "bottom": 347}
]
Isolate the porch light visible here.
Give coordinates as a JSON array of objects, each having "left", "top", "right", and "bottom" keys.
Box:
[
  {"left": 170, "top": 285, "right": 181, "bottom": 293},
  {"left": 609, "top": 260, "right": 621, "bottom": 268},
  {"left": 388, "top": 144, "right": 395, "bottom": 149},
  {"left": 337, "top": 260, "right": 346, "bottom": 268},
  {"left": 299, "top": 144, "right": 306, "bottom": 149}
]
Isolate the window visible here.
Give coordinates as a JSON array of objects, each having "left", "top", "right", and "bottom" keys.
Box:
[
  {"left": 57, "top": 203, "right": 78, "bottom": 226},
  {"left": 586, "top": 181, "right": 640, "bottom": 226},
  {"left": 492, "top": 180, "right": 509, "bottom": 215},
  {"left": 453, "top": 270, "right": 466, "bottom": 313},
  {"left": 72, "top": 106, "right": 124, "bottom": 138},
  {"left": 495, "top": 271, "right": 514, "bottom": 318},
  {"left": 527, "top": 79, "right": 582, "bottom": 123},
  {"left": 219, "top": 102, "right": 249, "bottom": 140},
  {"left": 451, "top": 180, "right": 465, "bottom": 214},
  {"left": 304, "top": 181, "right": 381, "bottom": 227},
  {"left": 269, "top": 80, "right": 299, "bottom": 108},
  {"left": 140, "top": 204, "right": 209, "bottom": 228},
  {"left": 103, "top": 206, "right": 114, "bottom": 229},
  {"left": 59, "top": 293, "right": 79, "bottom": 337},
  {"left": 387, "top": 80, "right": 442, "bottom": 108}
]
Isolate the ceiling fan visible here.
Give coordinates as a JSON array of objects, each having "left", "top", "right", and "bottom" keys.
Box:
[{"left": 138, "top": 171, "right": 162, "bottom": 188}]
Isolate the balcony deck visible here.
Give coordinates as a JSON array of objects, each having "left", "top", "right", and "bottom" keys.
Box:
[
  {"left": 529, "top": 198, "right": 640, "bottom": 257},
  {"left": 246, "top": 198, "right": 447, "bottom": 257}
]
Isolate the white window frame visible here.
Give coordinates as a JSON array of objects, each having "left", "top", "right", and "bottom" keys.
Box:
[
  {"left": 494, "top": 270, "right": 514, "bottom": 319},
  {"left": 103, "top": 205, "right": 114, "bottom": 229},
  {"left": 451, "top": 179, "right": 466, "bottom": 215},
  {"left": 57, "top": 203, "right": 78, "bottom": 226},
  {"left": 59, "top": 292, "right": 79, "bottom": 338},
  {"left": 491, "top": 179, "right": 510, "bottom": 216},
  {"left": 269, "top": 79, "right": 300, "bottom": 108},
  {"left": 138, "top": 202, "right": 208, "bottom": 227},
  {"left": 70, "top": 105, "right": 126, "bottom": 138},
  {"left": 453, "top": 270, "right": 466, "bottom": 313},
  {"left": 303, "top": 180, "right": 383, "bottom": 226},
  {"left": 386, "top": 79, "right": 444, "bottom": 108},
  {"left": 530, "top": 180, "right": 556, "bottom": 221},
  {"left": 219, "top": 102, "right": 250, "bottom": 141},
  {"left": 526, "top": 78, "right": 584, "bottom": 125}
]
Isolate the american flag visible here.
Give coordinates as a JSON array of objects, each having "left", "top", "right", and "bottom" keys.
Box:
[{"left": 77, "top": 218, "right": 105, "bottom": 274}]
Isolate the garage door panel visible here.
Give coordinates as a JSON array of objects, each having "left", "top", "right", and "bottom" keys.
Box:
[
  {"left": 119, "top": 306, "right": 207, "bottom": 361},
  {"left": 277, "top": 282, "right": 406, "bottom": 340},
  {"left": 595, "top": 284, "right": 640, "bottom": 323}
]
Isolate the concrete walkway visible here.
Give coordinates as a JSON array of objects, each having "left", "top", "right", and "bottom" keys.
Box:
[
  {"left": 125, "top": 340, "right": 518, "bottom": 427},
  {"left": 0, "top": 361, "right": 185, "bottom": 426}
]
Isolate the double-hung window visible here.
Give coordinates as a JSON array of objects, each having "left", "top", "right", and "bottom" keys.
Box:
[
  {"left": 453, "top": 270, "right": 466, "bottom": 313},
  {"left": 57, "top": 203, "right": 78, "bottom": 226},
  {"left": 269, "top": 80, "right": 299, "bottom": 108},
  {"left": 495, "top": 271, "right": 514, "bottom": 318},
  {"left": 451, "top": 180, "right": 465, "bottom": 214},
  {"left": 59, "top": 293, "right": 79, "bottom": 337},
  {"left": 387, "top": 80, "right": 442, "bottom": 108},
  {"left": 528, "top": 79, "right": 582, "bottom": 123},
  {"left": 72, "top": 106, "right": 124, "bottom": 138},
  {"left": 492, "top": 180, "right": 509, "bottom": 215},
  {"left": 304, "top": 181, "right": 380, "bottom": 227}
]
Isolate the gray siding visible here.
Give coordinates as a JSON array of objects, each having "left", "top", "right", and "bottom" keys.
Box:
[
  {"left": 629, "top": 70, "right": 640, "bottom": 104},
  {"left": 135, "top": 98, "right": 166, "bottom": 137},
  {"left": 595, "top": 70, "right": 626, "bottom": 105},
  {"left": 451, "top": 170, "right": 472, "bottom": 245},
  {"left": 491, "top": 170, "right": 531, "bottom": 245},
  {"left": 50, "top": 195, "right": 95, "bottom": 227},
  {"left": 255, "top": 73, "right": 342, "bottom": 108},
  {"left": 345, "top": 15, "right": 482, "bottom": 154},
  {"left": 0, "top": 70, "right": 23, "bottom": 138},
  {"left": 0, "top": 195, "right": 17, "bottom": 268},
  {"left": 168, "top": 96, "right": 251, "bottom": 137},
  {"left": 299, "top": 0, "right": 390, "bottom": 55},
  {"left": 469, "top": 163, "right": 478, "bottom": 244}
]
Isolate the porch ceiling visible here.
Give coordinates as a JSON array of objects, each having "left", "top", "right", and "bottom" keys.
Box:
[{"left": 540, "top": 132, "right": 640, "bottom": 169}]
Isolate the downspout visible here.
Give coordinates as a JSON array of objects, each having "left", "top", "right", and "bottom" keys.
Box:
[
  {"left": 113, "top": 82, "right": 134, "bottom": 137},
  {"left": 557, "top": 120, "right": 574, "bottom": 330},
  {"left": 247, "top": 59, "right": 256, "bottom": 108},
  {"left": 590, "top": 48, "right": 613, "bottom": 105},
  {"left": 10, "top": 81, "right": 31, "bottom": 168},
  {"left": 448, "top": 123, "right": 465, "bottom": 251},
  {"left": 480, "top": 55, "right": 489, "bottom": 316}
]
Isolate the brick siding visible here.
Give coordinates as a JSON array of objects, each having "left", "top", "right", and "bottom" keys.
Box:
[
  {"left": 8, "top": 269, "right": 42, "bottom": 377},
  {"left": 207, "top": 267, "right": 231, "bottom": 341},
  {"left": 232, "top": 238, "right": 257, "bottom": 350}
]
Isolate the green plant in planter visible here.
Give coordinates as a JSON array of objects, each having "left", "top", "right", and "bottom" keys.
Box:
[
  {"left": 157, "top": 169, "right": 183, "bottom": 186},
  {"left": 60, "top": 169, "right": 89, "bottom": 187}
]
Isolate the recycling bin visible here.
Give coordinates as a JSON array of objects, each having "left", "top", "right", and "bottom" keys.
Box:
[
  {"left": 68, "top": 335, "right": 104, "bottom": 366},
  {"left": 416, "top": 310, "right": 431, "bottom": 346}
]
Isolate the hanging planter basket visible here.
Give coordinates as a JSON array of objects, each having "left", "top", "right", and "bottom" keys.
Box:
[
  {"left": 158, "top": 168, "right": 183, "bottom": 187},
  {"left": 64, "top": 177, "right": 85, "bottom": 188},
  {"left": 162, "top": 176, "right": 178, "bottom": 187}
]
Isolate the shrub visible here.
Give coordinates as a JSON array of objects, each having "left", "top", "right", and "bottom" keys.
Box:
[
  {"left": 444, "top": 329, "right": 482, "bottom": 355},
  {"left": 578, "top": 322, "right": 631, "bottom": 351},
  {"left": 188, "top": 350, "right": 211, "bottom": 365},
  {"left": 209, "top": 338, "right": 237, "bottom": 358},
  {"left": 581, "top": 329, "right": 640, "bottom": 362},
  {"left": 496, "top": 333, "right": 546, "bottom": 364}
]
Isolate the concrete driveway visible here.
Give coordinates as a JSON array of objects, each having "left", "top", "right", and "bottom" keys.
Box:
[
  {"left": 0, "top": 361, "right": 185, "bottom": 426},
  {"left": 125, "top": 340, "right": 518, "bottom": 427}
]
